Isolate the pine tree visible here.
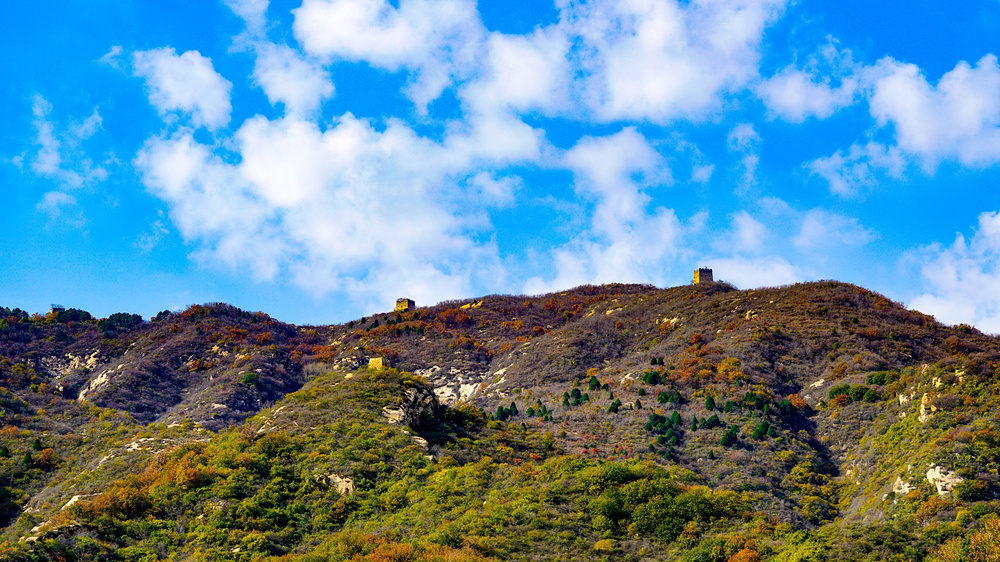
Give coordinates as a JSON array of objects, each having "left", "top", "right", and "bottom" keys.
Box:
[
  {"left": 705, "top": 395, "right": 716, "bottom": 410},
  {"left": 752, "top": 420, "right": 770, "bottom": 440},
  {"left": 721, "top": 427, "right": 738, "bottom": 447}
]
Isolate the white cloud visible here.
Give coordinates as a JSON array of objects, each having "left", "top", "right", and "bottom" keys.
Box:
[
  {"left": 525, "top": 128, "right": 682, "bottom": 293},
  {"left": 727, "top": 122, "right": 760, "bottom": 190},
  {"left": 133, "top": 112, "right": 528, "bottom": 310},
  {"left": 807, "top": 141, "right": 906, "bottom": 196},
  {"left": 794, "top": 209, "right": 876, "bottom": 249},
  {"left": 728, "top": 210, "right": 767, "bottom": 253},
  {"left": 868, "top": 54, "right": 1000, "bottom": 167},
  {"left": 704, "top": 255, "right": 802, "bottom": 288},
  {"left": 290, "top": 0, "right": 789, "bottom": 121},
  {"left": 467, "top": 172, "right": 518, "bottom": 208},
  {"left": 133, "top": 48, "right": 233, "bottom": 130},
  {"left": 292, "top": 0, "right": 483, "bottom": 109},
  {"left": 563, "top": 127, "right": 668, "bottom": 234},
  {"left": 27, "top": 96, "right": 108, "bottom": 192},
  {"left": 253, "top": 43, "right": 334, "bottom": 117},
  {"left": 568, "top": 0, "right": 788, "bottom": 122},
  {"left": 37, "top": 191, "right": 77, "bottom": 219},
  {"left": 461, "top": 27, "right": 570, "bottom": 114},
  {"left": 224, "top": 0, "right": 270, "bottom": 32},
  {"left": 692, "top": 163, "right": 714, "bottom": 183},
  {"left": 759, "top": 66, "right": 856, "bottom": 122},
  {"left": 910, "top": 211, "right": 1000, "bottom": 333},
  {"left": 135, "top": 214, "right": 170, "bottom": 253},
  {"left": 98, "top": 45, "right": 124, "bottom": 69},
  {"left": 758, "top": 41, "right": 858, "bottom": 122}
]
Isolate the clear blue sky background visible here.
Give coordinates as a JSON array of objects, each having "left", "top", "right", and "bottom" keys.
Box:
[{"left": 3, "top": 0, "right": 1000, "bottom": 331}]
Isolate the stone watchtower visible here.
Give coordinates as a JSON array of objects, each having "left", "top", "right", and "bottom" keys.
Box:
[
  {"left": 693, "top": 268, "right": 714, "bottom": 285},
  {"left": 395, "top": 298, "right": 415, "bottom": 312}
]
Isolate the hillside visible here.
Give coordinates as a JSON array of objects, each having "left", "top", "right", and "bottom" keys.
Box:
[{"left": 1, "top": 281, "right": 1000, "bottom": 560}]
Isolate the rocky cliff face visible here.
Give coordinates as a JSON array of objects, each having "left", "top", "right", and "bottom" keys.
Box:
[{"left": 382, "top": 385, "right": 440, "bottom": 429}]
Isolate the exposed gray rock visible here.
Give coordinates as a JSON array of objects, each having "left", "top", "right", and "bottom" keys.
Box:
[
  {"left": 926, "top": 465, "right": 964, "bottom": 497},
  {"left": 381, "top": 386, "right": 439, "bottom": 429},
  {"left": 328, "top": 474, "right": 355, "bottom": 496}
]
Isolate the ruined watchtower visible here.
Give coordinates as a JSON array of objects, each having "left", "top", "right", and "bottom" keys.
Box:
[
  {"left": 693, "top": 268, "right": 714, "bottom": 285},
  {"left": 395, "top": 298, "right": 415, "bottom": 312}
]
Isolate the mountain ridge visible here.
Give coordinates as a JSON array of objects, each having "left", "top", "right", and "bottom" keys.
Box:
[{"left": 1, "top": 280, "right": 1000, "bottom": 560}]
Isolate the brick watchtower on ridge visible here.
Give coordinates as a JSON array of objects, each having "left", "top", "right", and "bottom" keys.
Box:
[
  {"left": 395, "top": 298, "right": 415, "bottom": 312},
  {"left": 693, "top": 268, "right": 714, "bottom": 285}
]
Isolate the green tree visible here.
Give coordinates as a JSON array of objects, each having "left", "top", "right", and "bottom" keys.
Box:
[{"left": 721, "top": 427, "right": 738, "bottom": 447}]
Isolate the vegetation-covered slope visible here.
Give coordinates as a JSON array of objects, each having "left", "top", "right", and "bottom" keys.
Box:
[{"left": 1, "top": 281, "right": 1000, "bottom": 560}]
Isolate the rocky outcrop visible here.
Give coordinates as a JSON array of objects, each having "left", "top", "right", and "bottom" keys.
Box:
[
  {"left": 328, "top": 474, "right": 355, "bottom": 496},
  {"left": 892, "top": 475, "right": 915, "bottom": 496},
  {"left": 926, "top": 465, "right": 964, "bottom": 497},
  {"left": 919, "top": 393, "right": 939, "bottom": 424},
  {"left": 40, "top": 351, "right": 101, "bottom": 378},
  {"left": 381, "top": 386, "right": 439, "bottom": 429},
  {"left": 415, "top": 365, "right": 487, "bottom": 405}
]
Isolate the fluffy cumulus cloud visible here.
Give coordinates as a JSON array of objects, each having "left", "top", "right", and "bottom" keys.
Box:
[
  {"left": 809, "top": 54, "right": 1000, "bottom": 195},
  {"left": 758, "top": 42, "right": 858, "bottom": 122},
  {"left": 758, "top": 67, "right": 856, "bottom": 122},
  {"left": 293, "top": 0, "right": 483, "bottom": 109},
  {"left": 727, "top": 211, "right": 768, "bottom": 253},
  {"left": 290, "top": 0, "right": 788, "bottom": 121},
  {"left": 224, "top": 0, "right": 270, "bottom": 32},
  {"left": 134, "top": 112, "right": 525, "bottom": 308},
  {"left": 461, "top": 27, "right": 570, "bottom": 115},
  {"left": 133, "top": 48, "right": 233, "bottom": 130},
  {"left": 794, "top": 209, "right": 876, "bottom": 250},
  {"left": 868, "top": 55, "right": 1000, "bottom": 167},
  {"left": 525, "top": 128, "right": 683, "bottom": 293},
  {"left": 566, "top": 0, "right": 788, "bottom": 122},
  {"left": 806, "top": 141, "right": 906, "bottom": 196},
  {"left": 704, "top": 256, "right": 801, "bottom": 288},
  {"left": 911, "top": 212, "right": 1000, "bottom": 333},
  {"left": 252, "top": 43, "right": 334, "bottom": 116}
]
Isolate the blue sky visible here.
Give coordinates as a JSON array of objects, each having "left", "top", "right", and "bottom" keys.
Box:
[{"left": 3, "top": 0, "right": 1000, "bottom": 331}]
